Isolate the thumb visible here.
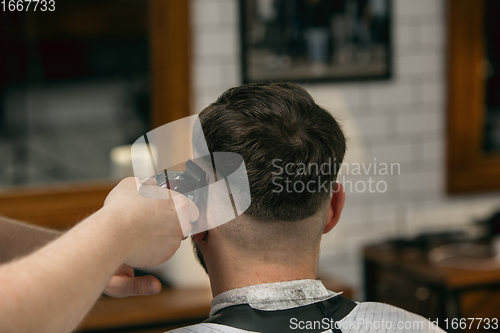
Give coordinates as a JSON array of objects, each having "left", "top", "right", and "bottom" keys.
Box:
[{"left": 104, "top": 275, "right": 162, "bottom": 298}]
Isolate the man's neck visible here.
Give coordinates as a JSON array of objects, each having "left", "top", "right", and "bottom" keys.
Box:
[{"left": 208, "top": 261, "right": 318, "bottom": 297}]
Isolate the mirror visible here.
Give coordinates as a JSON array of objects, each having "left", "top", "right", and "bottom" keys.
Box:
[
  {"left": 484, "top": 0, "right": 500, "bottom": 153},
  {"left": 0, "top": 0, "right": 151, "bottom": 188}
]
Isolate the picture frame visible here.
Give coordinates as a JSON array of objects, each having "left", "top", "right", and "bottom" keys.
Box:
[{"left": 240, "top": 0, "right": 392, "bottom": 84}]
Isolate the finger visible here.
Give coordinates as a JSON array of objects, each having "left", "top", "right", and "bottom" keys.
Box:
[
  {"left": 133, "top": 177, "right": 159, "bottom": 194},
  {"left": 142, "top": 177, "right": 158, "bottom": 186},
  {"left": 112, "top": 263, "right": 135, "bottom": 278},
  {"left": 139, "top": 183, "right": 172, "bottom": 200},
  {"left": 171, "top": 191, "right": 200, "bottom": 222},
  {"left": 171, "top": 192, "right": 200, "bottom": 237},
  {"left": 104, "top": 275, "right": 162, "bottom": 298}
]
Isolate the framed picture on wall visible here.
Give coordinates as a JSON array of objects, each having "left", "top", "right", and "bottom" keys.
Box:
[{"left": 240, "top": 0, "right": 392, "bottom": 84}]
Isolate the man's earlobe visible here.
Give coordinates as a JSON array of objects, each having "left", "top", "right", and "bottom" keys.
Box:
[
  {"left": 192, "top": 231, "right": 207, "bottom": 243},
  {"left": 323, "top": 183, "right": 345, "bottom": 234}
]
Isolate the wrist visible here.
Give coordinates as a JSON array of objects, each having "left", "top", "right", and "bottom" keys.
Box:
[{"left": 85, "top": 206, "right": 135, "bottom": 267}]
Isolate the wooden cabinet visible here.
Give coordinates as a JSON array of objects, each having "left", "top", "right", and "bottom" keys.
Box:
[
  {"left": 77, "top": 288, "right": 212, "bottom": 333},
  {"left": 364, "top": 243, "right": 500, "bottom": 333}
]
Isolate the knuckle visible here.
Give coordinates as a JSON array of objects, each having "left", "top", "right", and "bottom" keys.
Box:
[{"left": 132, "top": 280, "right": 143, "bottom": 295}]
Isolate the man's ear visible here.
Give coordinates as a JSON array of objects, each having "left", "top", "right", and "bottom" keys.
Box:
[
  {"left": 323, "top": 182, "right": 345, "bottom": 234},
  {"left": 192, "top": 231, "right": 207, "bottom": 243}
]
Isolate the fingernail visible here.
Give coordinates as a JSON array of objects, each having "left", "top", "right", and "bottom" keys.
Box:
[{"left": 149, "top": 281, "right": 158, "bottom": 294}]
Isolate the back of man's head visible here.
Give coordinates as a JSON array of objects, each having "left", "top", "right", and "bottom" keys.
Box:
[{"left": 194, "top": 82, "right": 346, "bottom": 266}]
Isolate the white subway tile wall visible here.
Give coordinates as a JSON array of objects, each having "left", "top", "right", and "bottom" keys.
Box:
[{"left": 191, "top": 0, "right": 500, "bottom": 298}]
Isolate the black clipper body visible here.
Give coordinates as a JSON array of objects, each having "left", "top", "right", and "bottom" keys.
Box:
[{"left": 153, "top": 159, "right": 207, "bottom": 206}]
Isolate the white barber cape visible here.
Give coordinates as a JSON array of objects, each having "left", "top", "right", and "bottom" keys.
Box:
[{"left": 167, "top": 280, "right": 446, "bottom": 333}]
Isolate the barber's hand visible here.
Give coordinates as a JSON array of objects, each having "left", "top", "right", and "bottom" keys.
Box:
[
  {"left": 103, "top": 177, "right": 198, "bottom": 269},
  {"left": 104, "top": 264, "right": 162, "bottom": 298}
]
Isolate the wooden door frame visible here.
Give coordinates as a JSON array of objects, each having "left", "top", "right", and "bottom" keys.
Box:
[
  {"left": 150, "top": 0, "right": 192, "bottom": 127},
  {"left": 447, "top": 0, "right": 500, "bottom": 193}
]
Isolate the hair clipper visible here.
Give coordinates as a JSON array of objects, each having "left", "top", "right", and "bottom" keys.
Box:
[{"left": 153, "top": 159, "right": 207, "bottom": 207}]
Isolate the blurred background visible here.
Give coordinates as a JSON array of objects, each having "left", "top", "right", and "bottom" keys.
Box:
[
  {"left": 0, "top": 0, "right": 151, "bottom": 186},
  {"left": 0, "top": 0, "right": 499, "bottom": 332}
]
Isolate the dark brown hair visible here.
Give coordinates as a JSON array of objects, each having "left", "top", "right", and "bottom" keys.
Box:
[{"left": 197, "top": 82, "right": 346, "bottom": 221}]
